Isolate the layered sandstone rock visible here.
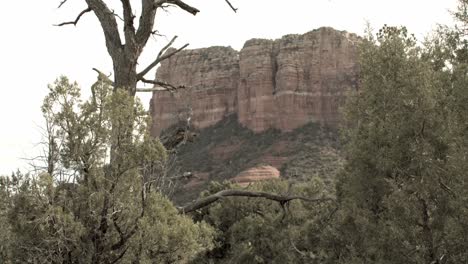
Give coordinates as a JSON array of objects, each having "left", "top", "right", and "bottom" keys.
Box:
[
  {"left": 150, "top": 27, "right": 360, "bottom": 136},
  {"left": 150, "top": 46, "right": 239, "bottom": 135}
]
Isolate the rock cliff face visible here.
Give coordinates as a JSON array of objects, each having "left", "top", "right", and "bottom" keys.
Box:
[
  {"left": 151, "top": 46, "right": 240, "bottom": 135},
  {"left": 150, "top": 27, "right": 360, "bottom": 136}
]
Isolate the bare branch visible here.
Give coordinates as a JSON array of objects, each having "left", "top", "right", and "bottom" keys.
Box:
[
  {"left": 151, "top": 30, "right": 165, "bottom": 37},
  {"left": 111, "top": 9, "right": 125, "bottom": 22},
  {"left": 160, "top": 43, "right": 190, "bottom": 62},
  {"left": 137, "top": 35, "right": 179, "bottom": 77},
  {"left": 136, "top": 87, "right": 176, "bottom": 92},
  {"left": 137, "top": 36, "right": 189, "bottom": 79},
  {"left": 160, "top": 35, "right": 178, "bottom": 53},
  {"left": 167, "top": 0, "right": 200, "bottom": 15},
  {"left": 92, "top": 68, "right": 114, "bottom": 85},
  {"left": 55, "top": 7, "right": 92, "bottom": 26},
  {"left": 58, "top": 0, "right": 69, "bottom": 8},
  {"left": 138, "top": 78, "right": 186, "bottom": 92},
  {"left": 224, "top": 0, "right": 238, "bottom": 13},
  {"left": 178, "top": 189, "right": 333, "bottom": 214}
]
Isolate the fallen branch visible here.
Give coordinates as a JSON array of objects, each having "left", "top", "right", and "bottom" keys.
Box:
[
  {"left": 137, "top": 36, "right": 189, "bottom": 79},
  {"left": 178, "top": 189, "right": 333, "bottom": 214},
  {"left": 55, "top": 7, "right": 92, "bottom": 26}
]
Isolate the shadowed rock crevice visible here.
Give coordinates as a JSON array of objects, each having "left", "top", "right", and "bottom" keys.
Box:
[{"left": 271, "top": 42, "right": 280, "bottom": 95}]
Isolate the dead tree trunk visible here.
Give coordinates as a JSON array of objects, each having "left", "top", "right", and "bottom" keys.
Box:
[
  {"left": 57, "top": 0, "right": 237, "bottom": 95},
  {"left": 114, "top": 55, "right": 138, "bottom": 94}
]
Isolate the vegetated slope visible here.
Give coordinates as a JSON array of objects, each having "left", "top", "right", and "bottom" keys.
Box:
[{"left": 169, "top": 115, "right": 343, "bottom": 203}]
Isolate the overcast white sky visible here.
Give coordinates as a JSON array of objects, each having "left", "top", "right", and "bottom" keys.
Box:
[{"left": 0, "top": 0, "right": 458, "bottom": 174}]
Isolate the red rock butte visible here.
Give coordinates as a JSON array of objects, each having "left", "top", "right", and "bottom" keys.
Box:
[{"left": 150, "top": 27, "right": 360, "bottom": 136}]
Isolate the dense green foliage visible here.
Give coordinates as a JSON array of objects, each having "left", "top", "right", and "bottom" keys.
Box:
[
  {"left": 0, "top": 77, "right": 213, "bottom": 263},
  {"left": 191, "top": 179, "right": 334, "bottom": 263},
  {"left": 328, "top": 25, "right": 468, "bottom": 263}
]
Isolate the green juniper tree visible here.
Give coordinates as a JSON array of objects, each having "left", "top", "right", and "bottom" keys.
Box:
[
  {"left": 2, "top": 77, "right": 214, "bottom": 264},
  {"left": 329, "top": 24, "right": 468, "bottom": 263}
]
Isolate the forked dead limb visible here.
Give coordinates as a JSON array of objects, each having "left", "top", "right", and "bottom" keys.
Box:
[
  {"left": 139, "top": 78, "right": 186, "bottom": 92},
  {"left": 137, "top": 36, "right": 189, "bottom": 79},
  {"left": 55, "top": 7, "right": 92, "bottom": 26}
]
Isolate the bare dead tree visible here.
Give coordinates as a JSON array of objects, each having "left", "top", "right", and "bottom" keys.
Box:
[{"left": 56, "top": 0, "right": 238, "bottom": 95}]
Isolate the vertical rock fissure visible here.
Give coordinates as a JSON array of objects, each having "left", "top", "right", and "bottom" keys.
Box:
[{"left": 271, "top": 42, "right": 280, "bottom": 95}]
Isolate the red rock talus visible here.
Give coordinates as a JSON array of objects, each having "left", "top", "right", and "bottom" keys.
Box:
[{"left": 150, "top": 27, "right": 359, "bottom": 136}]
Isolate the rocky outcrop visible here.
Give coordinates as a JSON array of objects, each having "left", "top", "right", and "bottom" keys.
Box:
[
  {"left": 150, "top": 27, "right": 360, "bottom": 136},
  {"left": 232, "top": 166, "right": 280, "bottom": 186},
  {"left": 150, "top": 46, "right": 240, "bottom": 135}
]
